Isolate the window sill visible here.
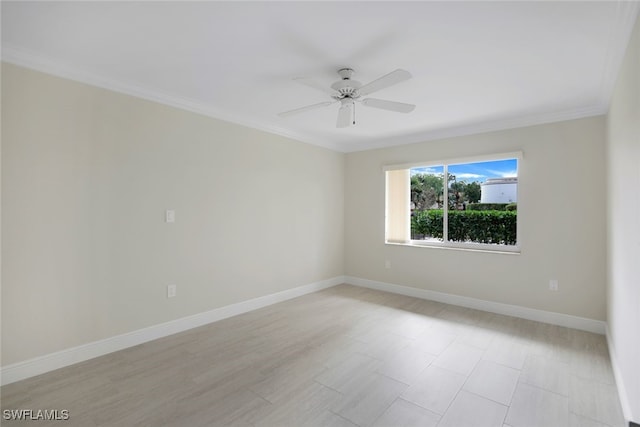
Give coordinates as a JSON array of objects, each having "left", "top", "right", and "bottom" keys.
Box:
[{"left": 385, "top": 240, "right": 521, "bottom": 255}]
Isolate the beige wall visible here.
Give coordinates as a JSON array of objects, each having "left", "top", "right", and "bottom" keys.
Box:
[
  {"left": 0, "top": 58, "right": 618, "bottom": 372},
  {"left": 345, "top": 116, "right": 607, "bottom": 320},
  {"left": 1, "top": 63, "right": 344, "bottom": 365},
  {"left": 606, "top": 13, "right": 640, "bottom": 423}
]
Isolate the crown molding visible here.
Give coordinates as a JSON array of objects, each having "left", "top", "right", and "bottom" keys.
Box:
[
  {"left": 1, "top": 46, "right": 606, "bottom": 154},
  {"left": 1, "top": 44, "right": 343, "bottom": 152},
  {"left": 345, "top": 104, "right": 608, "bottom": 152},
  {"left": 3, "top": 0, "right": 637, "bottom": 156}
]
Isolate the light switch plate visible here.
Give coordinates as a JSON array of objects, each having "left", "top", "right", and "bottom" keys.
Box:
[
  {"left": 165, "top": 210, "right": 175, "bottom": 223},
  {"left": 167, "top": 284, "right": 176, "bottom": 298}
]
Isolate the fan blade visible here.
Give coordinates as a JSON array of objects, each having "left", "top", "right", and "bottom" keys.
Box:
[
  {"left": 278, "top": 101, "right": 335, "bottom": 118},
  {"left": 336, "top": 101, "right": 354, "bottom": 128},
  {"left": 293, "top": 77, "right": 339, "bottom": 96},
  {"left": 361, "top": 98, "right": 415, "bottom": 113},
  {"left": 357, "top": 69, "right": 412, "bottom": 96}
]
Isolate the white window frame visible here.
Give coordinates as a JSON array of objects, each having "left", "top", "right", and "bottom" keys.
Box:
[{"left": 384, "top": 151, "right": 522, "bottom": 254}]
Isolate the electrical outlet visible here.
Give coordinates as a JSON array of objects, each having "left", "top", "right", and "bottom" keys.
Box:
[
  {"left": 167, "top": 284, "right": 177, "bottom": 298},
  {"left": 549, "top": 279, "right": 559, "bottom": 291},
  {"left": 385, "top": 260, "right": 391, "bottom": 269}
]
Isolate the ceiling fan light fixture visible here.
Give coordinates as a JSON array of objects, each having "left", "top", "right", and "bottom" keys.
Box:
[{"left": 337, "top": 98, "right": 355, "bottom": 128}]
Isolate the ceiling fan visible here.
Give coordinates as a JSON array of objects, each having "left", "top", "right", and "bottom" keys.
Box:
[{"left": 278, "top": 68, "right": 415, "bottom": 128}]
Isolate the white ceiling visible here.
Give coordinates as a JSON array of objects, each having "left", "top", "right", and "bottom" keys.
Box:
[{"left": 2, "top": 1, "right": 638, "bottom": 152}]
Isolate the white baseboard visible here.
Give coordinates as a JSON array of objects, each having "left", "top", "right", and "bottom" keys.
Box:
[
  {"left": 1, "top": 275, "right": 608, "bottom": 387},
  {"left": 345, "top": 276, "right": 606, "bottom": 334},
  {"left": 0, "top": 276, "right": 345, "bottom": 386},
  {"left": 605, "top": 325, "right": 635, "bottom": 425}
]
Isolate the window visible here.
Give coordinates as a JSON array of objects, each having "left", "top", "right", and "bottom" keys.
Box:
[{"left": 385, "top": 152, "right": 520, "bottom": 252}]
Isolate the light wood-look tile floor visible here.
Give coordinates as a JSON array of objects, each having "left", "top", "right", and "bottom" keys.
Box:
[{"left": 0, "top": 285, "right": 626, "bottom": 427}]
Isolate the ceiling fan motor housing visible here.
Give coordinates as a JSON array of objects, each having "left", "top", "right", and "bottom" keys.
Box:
[{"left": 331, "top": 68, "right": 361, "bottom": 100}]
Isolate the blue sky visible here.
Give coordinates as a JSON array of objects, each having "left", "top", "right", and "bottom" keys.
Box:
[{"left": 410, "top": 159, "right": 518, "bottom": 183}]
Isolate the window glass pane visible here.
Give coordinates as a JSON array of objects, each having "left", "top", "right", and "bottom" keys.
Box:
[
  {"left": 447, "top": 159, "right": 518, "bottom": 245},
  {"left": 410, "top": 166, "right": 444, "bottom": 242}
]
